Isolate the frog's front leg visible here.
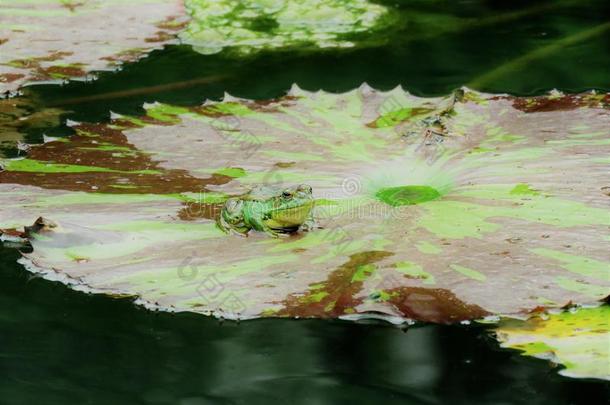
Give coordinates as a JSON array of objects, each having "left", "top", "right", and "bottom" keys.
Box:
[
  {"left": 217, "top": 198, "right": 250, "bottom": 236},
  {"left": 228, "top": 225, "right": 251, "bottom": 237},
  {"left": 244, "top": 206, "right": 280, "bottom": 238},
  {"left": 301, "top": 211, "right": 315, "bottom": 232},
  {"left": 249, "top": 215, "right": 281, "bottom": 238},
  {"left": 217, "top": 215, "right": 250, "bottom": 237}
]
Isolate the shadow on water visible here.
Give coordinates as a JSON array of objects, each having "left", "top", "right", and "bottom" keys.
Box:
[{"left": 0, "top": 246, "right": 607, "bottom": 404}]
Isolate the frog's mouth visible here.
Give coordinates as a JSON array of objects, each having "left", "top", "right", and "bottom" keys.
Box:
[{"left": 267, "top": 204, "right": 312, "bottom": 231}]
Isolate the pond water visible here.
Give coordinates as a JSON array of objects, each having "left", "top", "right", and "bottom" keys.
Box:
[{"left": 1, "top": 0, "right": 610, "bottom": 403}]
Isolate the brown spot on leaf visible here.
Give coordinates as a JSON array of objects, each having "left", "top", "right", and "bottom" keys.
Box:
[
  {"left": 277, "top": 251, "right": 393, "bottom": 318},
  {"left": 492, "top": 250, "right": 511, "bottom": 256},
  {"left": 0, "top": 73, "right": 25, "bottom": 83},
  {"left": 0, "top": 122, "right": 234, "bottom": 194},
  {"left": 100, "top": 48, "right": 147, "bottom": 66},
  {"left": 527, "top": 306, "right": 548, "bottom": 314},
  {"left": 385, "top": 287, "right": 490, "bottom": 323},
  {"left": 177, "top": 202, "right": 224, "bottom": 221},
  {"left": 512, "top": 94, "right": 610, "bottom": 113},
  {"left": 41, "top": 64, "right": 87, "bottom": 79},
  {"left": 0, "top": 227, "right": 26, "bottom": 239},
  {"left": 60, "top": 1, "right": 84, "bottom": 12},
  {"left": 274, "top": 161, "right": 295, "bottom": 168},
  {"left": 145, "top": 31, "right": 175, "bottom": 43},
  {"left": 253, "top": 95, "right": 299, "bottom": 108},
  {"left": 156, "top": 16, "right": 189, "bottom": 31},
  {"left": 6, "top": 52, "right": 80, "bottom": 83}
]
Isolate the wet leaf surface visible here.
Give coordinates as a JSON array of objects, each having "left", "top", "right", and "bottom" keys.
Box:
[{"left": 1, "top": 87, "right": 608, "bottom": 327}]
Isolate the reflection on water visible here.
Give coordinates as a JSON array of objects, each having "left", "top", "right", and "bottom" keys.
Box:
[{"left": 0, "top": 246, "right": 607, "bottom": 404}]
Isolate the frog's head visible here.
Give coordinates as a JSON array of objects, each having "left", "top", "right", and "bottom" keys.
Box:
[{"left": 266, "top": 184, "right": 314, "bottom": 232}]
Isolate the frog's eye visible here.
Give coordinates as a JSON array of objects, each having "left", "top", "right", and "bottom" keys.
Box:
[
  {"left": 282, "top": 191, "right": 293, "bottom": 198},
  {"left": 297, "top": 184, "right": 312, "bottom": 194}
]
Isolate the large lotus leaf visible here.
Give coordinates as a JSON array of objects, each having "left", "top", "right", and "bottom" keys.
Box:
[
  {"left": 0, "top": 86, "right": 609, "bottom": 324},
  {"left": 0, "top": 0, "right": 187, "bottom": 93},
  {"left": 493, "top": 306, "right": 610, "bottom": 380},
  {"left": 179, "top": 0, "right": 393, "bottom": 54}
]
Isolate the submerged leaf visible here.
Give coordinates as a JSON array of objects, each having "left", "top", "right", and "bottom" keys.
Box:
[
  {"left": 0, "top": 87, "right": 608, "bottom": 325},
  {"left": 179, "top": 0, "right": 394, "bottom": 54},
  {"left": 493, "top": 306, "right": 610, "bottom": 381},
  {"left": 0, "top": 0, "right": 187, "bottom": 93}
]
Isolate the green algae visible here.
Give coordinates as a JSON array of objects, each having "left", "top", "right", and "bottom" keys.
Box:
[
  {"left": 373, "top": 107, "right": 432, "bottom": 128},
  {"left": 203, "top": 102, "right": 253, "bottom": 117},
  {"left": 78, "top": 145, "right": 135, "bottom": 152},
  {"left": 262, "top": 150, "right": 324, "bottom": 162},
  {"left": 301, "top": 291, "right": 330, "bottom": 304},
  {"left": 415, "top": 241, "right": 442, "bottom": 255},
  {"left": 143, "top": 104, "right": 190, "bottom": 123},
  {"left": 554, "top": 277, "right": 609, "bottom": 298},
  {"left": 36, "top": 224, "right": 221, "bottom": 263},
  {"left": 510, "top": 183, "right": 541, "bottom": 196},
  {"left": 2, "top": 158, "right": 161, "bottom": 175},
  {"left": 393, "top": 261, "right": 435, "bottom": 285},
  {"left": 450, "top": 264, "right": 486, "bottom": 282},
  {"left": 97, "top": 220, "right": 220, "bottom": 234},
  {"left": 213, "top": 167, "right": 247, "bottom": 178},
  {"left": 531, "top": 248, "right": 609, "bottom": 281},
  {"left": 25, "top": 193, "right": 180, "bottom": 207},
  {"left": 351, "top": 264, "right": 375, "bottom": 282},
  {"left": 238, "top": 170, "right": 336, "bottom": 185},
  {"left": 418, "top": 201, "right": 502, "bottom": 239},
  {"left": 421, "top": 188, "right": 610, "bottom": 240}
]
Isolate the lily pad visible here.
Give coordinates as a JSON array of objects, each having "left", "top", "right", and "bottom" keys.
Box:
[
  {"left": 494, "top": 306, "right": 610, "bottom": 381},
  {"left": 0, "top": 0, "right": 187, "bottom": 93},
  {"left": 0, "top": 86, "right": 608, "bottom": 325},
  {"left": 179, "top": 0, "right": 394, "bottom": 54}
]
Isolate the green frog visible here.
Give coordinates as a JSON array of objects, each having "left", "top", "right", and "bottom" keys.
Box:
[{"left": 217, "top": 184, "right": 315, "bottom": 237}]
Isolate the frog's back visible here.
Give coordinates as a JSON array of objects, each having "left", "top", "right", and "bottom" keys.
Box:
[{"left": 242, "top": 185, "right": 283, "bottom": 202}]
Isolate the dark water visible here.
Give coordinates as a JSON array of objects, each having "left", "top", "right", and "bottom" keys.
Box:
[{"left": 2, "top": 0, "right": 610, "bottom": 403}]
